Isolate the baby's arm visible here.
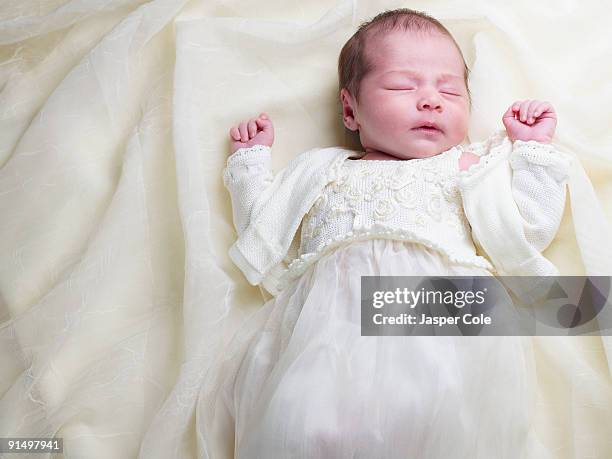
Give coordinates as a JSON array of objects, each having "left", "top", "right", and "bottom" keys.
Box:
[
  {"left": 509, "top": 141, "right": 571, "bottom": 251},
  {"left": 504, "top": 99, "right": 569, "bottom": 249},
  {"left": 461, "top": 100, "right": 570, "bottom": 251},
  {"left": 224, "top": 113, "right": 275, "bottom": 235}
]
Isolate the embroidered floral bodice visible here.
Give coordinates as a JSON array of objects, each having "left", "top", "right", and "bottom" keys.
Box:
[
  {"left": 224, "top": 136, "right": 573, "bottom": 295},
  {"left": 289, "top": 147, "right": 493, "bottom": 280}
]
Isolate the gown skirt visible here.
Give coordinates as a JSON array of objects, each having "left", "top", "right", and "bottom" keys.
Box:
[{"left": 198, "top": 239, "right": 537, "bottom": 459}]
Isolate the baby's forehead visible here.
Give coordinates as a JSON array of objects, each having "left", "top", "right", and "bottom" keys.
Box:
[{"left": 363, "top": 28, "right": 463, "bottom": 73}]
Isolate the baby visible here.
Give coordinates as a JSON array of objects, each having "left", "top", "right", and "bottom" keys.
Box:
[{"left": 213, "top": 8, "right": 570, "bottom": 458}]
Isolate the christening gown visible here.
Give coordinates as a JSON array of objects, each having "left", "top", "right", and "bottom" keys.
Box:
[{"left": 199, "top": 140, "right": 569, "bottom": 459}]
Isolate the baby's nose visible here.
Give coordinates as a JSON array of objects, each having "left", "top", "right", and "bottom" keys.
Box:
[{"left": 417, "top": 95, "right": 442, "bottom": 111}]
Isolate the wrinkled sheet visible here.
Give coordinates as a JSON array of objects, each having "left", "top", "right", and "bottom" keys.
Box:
[{"left": 1, "top": 0, "right": 611, "bottom": 458}]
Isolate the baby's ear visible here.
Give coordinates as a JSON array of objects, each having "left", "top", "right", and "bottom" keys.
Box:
[{"left": 340, "top": 88, "right": 359, "bottom": 131}]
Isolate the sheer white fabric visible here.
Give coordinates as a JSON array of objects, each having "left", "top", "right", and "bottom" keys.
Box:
[
  {"left": 1, "top": 0, "right": 612, "bottom": 458},
  {"left": 200, "top": 240, "right": 540, "bottom": 458}
]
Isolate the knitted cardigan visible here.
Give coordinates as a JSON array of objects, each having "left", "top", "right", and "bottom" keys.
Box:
[{"left": 223, "top": 130, "right": 612, "bottom": 296}]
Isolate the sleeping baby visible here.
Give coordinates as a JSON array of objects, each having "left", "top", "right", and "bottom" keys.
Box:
[{"left": 211, "top": 7, "right": 573, "bottom": 458}]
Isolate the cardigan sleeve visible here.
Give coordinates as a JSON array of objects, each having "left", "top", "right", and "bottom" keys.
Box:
[
  {"left": 509, "top": 140, "right": 572, "bottom": 252},
  {"left": 457, "top": 132, "right": 571, "bottom": 280},
  {"left": 222, "top": 144, "right": 273, "bottom": 235}
]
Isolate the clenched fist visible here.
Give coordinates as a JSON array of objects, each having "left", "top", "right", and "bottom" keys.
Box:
[
  {"left": 229, "top": 112, "right": 275, "bottom": 154},
  {"left": 502, "top": 100, "right": 557, "bottom": 143}
]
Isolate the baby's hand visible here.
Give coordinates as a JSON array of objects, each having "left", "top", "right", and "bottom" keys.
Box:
[
  {"left": 229, "top": 113, "right": 275, "bottom": 154},
  {"left": 502, "top": 100, "right": 557, "bottom": 143}
]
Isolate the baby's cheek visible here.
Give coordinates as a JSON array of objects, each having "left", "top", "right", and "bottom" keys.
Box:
[{"left": 376, "top": 103, "right": 409, "bottom": 129}]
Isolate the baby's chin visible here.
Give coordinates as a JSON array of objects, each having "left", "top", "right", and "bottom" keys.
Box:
[{"left": 400, "top": 139, "right": 456, "bottom": 159}]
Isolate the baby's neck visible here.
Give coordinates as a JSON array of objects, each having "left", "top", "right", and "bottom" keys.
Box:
[
  {"left": 359, "top": 143, "right": 464, "bottom": 161},
  {"left": 359, "top": 151, "right": 404, "bottom": 161}
]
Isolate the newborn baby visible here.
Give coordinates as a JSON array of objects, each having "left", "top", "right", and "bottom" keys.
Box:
[
  {"left": 216, "top": 9, "right": 571, "bottom": 458},
  {"left": 229, "top": 13, "right": 558, "bottom": 169}
]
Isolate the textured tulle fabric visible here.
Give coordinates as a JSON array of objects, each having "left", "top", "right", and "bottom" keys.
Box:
[{"left": 200, "top": 240, "right": 538, "bottom": 459}]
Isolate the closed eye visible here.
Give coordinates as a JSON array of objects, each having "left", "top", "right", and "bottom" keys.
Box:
[{"left": 385, "top": 87, "right": 460, "bottom": 95}]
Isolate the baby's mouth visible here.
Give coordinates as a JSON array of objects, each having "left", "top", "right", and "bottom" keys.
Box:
[{"left": 413, "top": 125, "right": 443, "bottom": 133}]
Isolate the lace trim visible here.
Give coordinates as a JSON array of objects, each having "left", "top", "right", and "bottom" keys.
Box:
[
  {"left": 226, "top": 144, "right": 271, "bottom": 168},
  {"left": 456, "top": 133, "right": 573, "bottom": 186},
  {"left": 457, "top": 136, "right": 510, "bottom": 182},
  {"left": 277, "top": 225, "right": 495, "bottom": 291},
  {"left": 510, "top": 140, "right": 571, "bottom": 169}
]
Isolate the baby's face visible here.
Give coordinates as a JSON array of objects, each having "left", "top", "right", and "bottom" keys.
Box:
[{"left": 344, "top": 29, "right": 470, "bottom": 159}]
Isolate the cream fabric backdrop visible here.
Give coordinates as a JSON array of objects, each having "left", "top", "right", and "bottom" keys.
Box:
[{"left": 1, "top": 0, "right": 611, "bottom": 458}]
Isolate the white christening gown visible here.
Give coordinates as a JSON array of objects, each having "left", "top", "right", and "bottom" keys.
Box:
[{"left": 200, "top": 146, "right": 548, "bottom": 459}]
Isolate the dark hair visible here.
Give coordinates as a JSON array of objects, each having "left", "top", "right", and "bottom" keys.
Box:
[{"left": 338, "top": 8, "right": 471, "bottom": 106}]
